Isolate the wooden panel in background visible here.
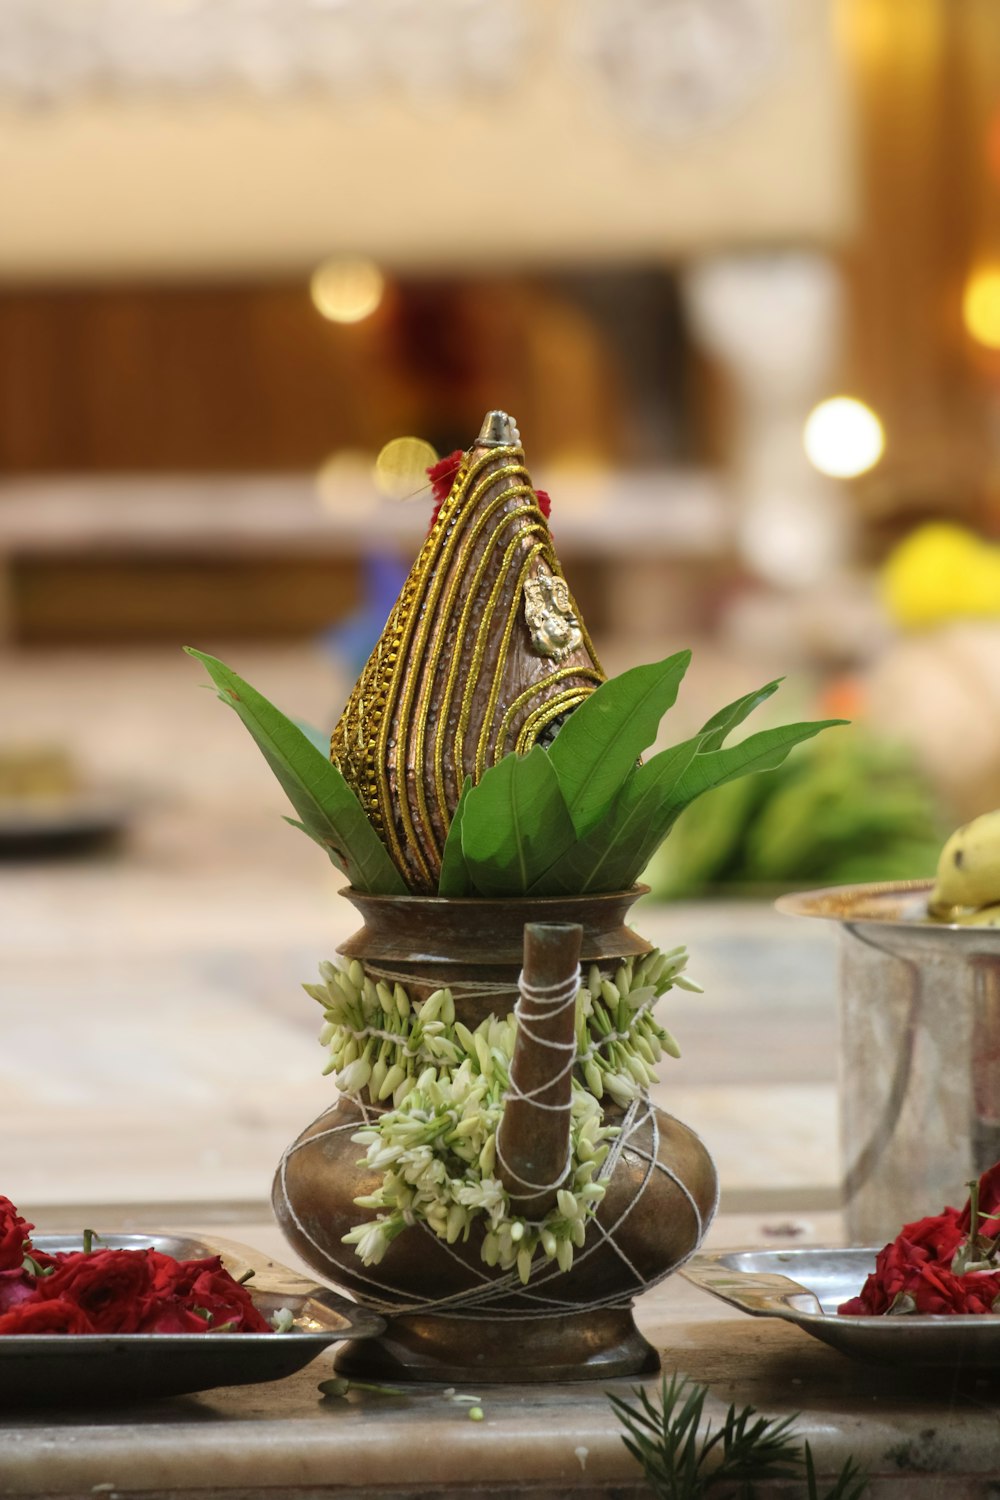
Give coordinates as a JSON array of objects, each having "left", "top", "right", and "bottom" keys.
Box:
[
  {"left": 9, "top": 553, "right": 614, "bottom": 647},
  {"left": 841, "top": 0, "right": 995, "bottom": 529},
  {"left": 0, "top": 277, "right": 643, "bottom": 475},
  {"left": 0, "top": 285, "right": 407, "bottom": 472},
  {"left": 11, "top": 555, "right": 361, "bottom": 644}
]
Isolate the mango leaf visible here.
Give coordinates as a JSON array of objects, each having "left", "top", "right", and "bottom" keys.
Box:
[
  {"left": 185, "top": 648, "right": 407, "bottom": 896},
  {"left": 531, "top": 737, "right": 701, "bottom": 896},
  {"left": 607, "top": 718, "right": 847, "bottom": 891},
  {"left": 438, "top": 777, "right": 474, "bottom": 897},
  {"left": 696, "top": 679, "right": 782, "bottom": 752},
  {"left": 460, "top": 746, "right": 577, "bottom": 896},
  {"left": 533, "top": 718, "right": 845, "bottom": 896},
  {"left": 672, "top": 720, "right": 846, "bottom": 806},
  {"left": 546, "top": 650, "right": 692, "bottom": 836}
]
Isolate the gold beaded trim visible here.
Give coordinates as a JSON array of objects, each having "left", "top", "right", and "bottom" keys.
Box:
[{"left": 330, "top": 444, "right": 603, "bottom": 888}]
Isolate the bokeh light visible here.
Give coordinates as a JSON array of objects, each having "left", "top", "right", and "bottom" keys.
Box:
[
  {"left": 962, "top": 266, "right": 1000, "bottom": 349},
  {"left": 803, "top": 396, "right": 885, "bottom": 478},
  {"left": 373, "top": 436, "right": 439, "bottom": 500},
  {"left": 310, "top": 256, "right": 385, "bottom": 324},
  {"left": 315, "top": 449, "right": 378, "bottom": 516}
]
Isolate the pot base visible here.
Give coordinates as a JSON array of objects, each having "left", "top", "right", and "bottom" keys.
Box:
[{"left": 333, "top": 1307, "right": 659, "bottom": 1384}]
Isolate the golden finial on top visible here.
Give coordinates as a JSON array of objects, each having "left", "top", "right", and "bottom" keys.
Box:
[{"left": 476, "top": 410, "right": 521, "bottom": 448}]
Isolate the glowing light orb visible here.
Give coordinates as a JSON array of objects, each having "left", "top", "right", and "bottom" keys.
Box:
[
  {"left": 963, "top": 267, "right": 1000, "bottom": 349},
  {"left": 374, "top": 436, "right": 438, "bottom": 500},
  {"left": 316, "top": 450, "right": 378, "bottom": 516},
  {"left": 803, "top": 397, "right": 884, "bottom": 479},
  {"left": 310, "top": 257, "right": 385, "bottom": 324}
]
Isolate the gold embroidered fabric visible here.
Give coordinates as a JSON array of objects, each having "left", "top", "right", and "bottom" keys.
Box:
[{"left": 330, "top": 420, "right": 604, "bottom": 891}]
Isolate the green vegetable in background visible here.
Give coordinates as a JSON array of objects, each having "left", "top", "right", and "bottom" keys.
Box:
[{"left": 644, "top": 730, "right": 944, "bottom": 899}]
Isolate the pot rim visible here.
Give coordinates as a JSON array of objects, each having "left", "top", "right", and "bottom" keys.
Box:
[
  {"left": 776, "top": 878, "right": 1000, "bottom": 942},
  {"left": 339, "top": 884, "right": 650, "bottom": 908}
]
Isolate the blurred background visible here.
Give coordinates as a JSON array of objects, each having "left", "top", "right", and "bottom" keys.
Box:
[{"left": 4, "top": 0, "right": 1000, "bottom": 1217}]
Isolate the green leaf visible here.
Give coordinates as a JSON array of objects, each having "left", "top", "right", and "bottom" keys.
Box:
[
  {"left": 696, "top": 678, "right": 782, "bottom": 752},
  {"left": 185, "top": 648, "right": 407, "bottom": 895},
  {"left": 536, "top": 719, "right": 845, "bottom": 896},
  {"left": 546, "top": 650, "right": 691, "bottom": 836},
  {"left": 671, "top": 719, "right": 847, "bottom": 807},
  {"left": 438, "top": 777, "right": 474, "bottom": 896},
  {"left": 531, "top": 738, "right": 700, "bottom": 896},
  {"left": 608, "top": 719, "right": 846, "bottom": 891},
  {"left": 460, "top": 746, "right": 577, "bottom": 896}
]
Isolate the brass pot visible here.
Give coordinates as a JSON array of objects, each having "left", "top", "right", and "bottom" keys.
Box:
[{"left": 273, "top": 888, "right": 718, "bottom": 1382}]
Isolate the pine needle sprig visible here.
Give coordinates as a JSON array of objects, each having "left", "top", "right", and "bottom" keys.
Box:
[
  {"left": 805, "top": 1445, "right": 868, "bottom": 1500},
  {"left": 609, "top": 1375, "right": 867, "bottom": 1500}
]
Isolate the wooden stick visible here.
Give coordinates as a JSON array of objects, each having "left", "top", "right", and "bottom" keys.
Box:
[{"left": 497, "top": 922, "right": 582, "bottom": 1219}]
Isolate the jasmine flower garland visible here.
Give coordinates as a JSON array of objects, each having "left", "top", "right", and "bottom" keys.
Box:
[{"left": 305, "top": 947, "right": 699, "bottom": 1283}]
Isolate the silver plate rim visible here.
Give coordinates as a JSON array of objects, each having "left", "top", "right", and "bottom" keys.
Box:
[{"left": 682, "top": 1246, "right": 1000, "bottom": 1365}]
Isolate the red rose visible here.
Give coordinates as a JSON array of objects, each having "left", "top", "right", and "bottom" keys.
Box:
[
  {"left": 426, "top": 451, "right": 554, "bottom": 532},
  {"left": 139, "top": 1300, "right": 224, "bottom": 1333},
  {"left": 840, "top": 1221, "right": 952, "bottom": 1315},
  {"left": 146, "top": 1249, "right": 207, "bottom": 1297},
  {"left": 0, "top": 1196, "right": 35, "bottom": 1272},
  {"left": 40, "top": 1249, "right": 153, "bottom": 1333},
  {"left": 181, "top": 1266, "right": 272, "bottom": 1332},
  {"left": 0, "top": 1197, "right": 275, "bottom": 1337},
  {"left": 0, "top": 1269, "right": 37, "bottom": 1315},
  {"left": 839, "top": 1207, "right": 1000, "bottom": 1316},
  {"left": 901, "top": 1208, "right": 965, "bottom": 1262},
  {"left": 839, "top": 1233, "right": 924, "bottom": 1315},
  {"left": 139, "top": 1252, "right": 272, "bottom": 1333},
  {"left": 959, "top": 1163, "right": 1000, "bottom": 1241},
  {"left": 0, "top": 1298, "right": 95, "bottom": 1334},
  {"left": 906, "top": 1262, "right": 1000, "bottom": 1314},
  {"left": 427, "top": 450, "right": 464, "bottom": 528}
]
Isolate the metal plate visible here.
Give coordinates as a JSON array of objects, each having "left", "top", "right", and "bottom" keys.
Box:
[
  {"left": 683, "top": 1247, "right": 1000, "bottom": 1368},
  {"left": 0, "top": 1233, "right": 383, "bottom": 1405}
]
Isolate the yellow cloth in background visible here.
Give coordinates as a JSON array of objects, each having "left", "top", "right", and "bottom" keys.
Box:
[{"left": 883, "top": 523, "right": 1000, "bottom": 629}]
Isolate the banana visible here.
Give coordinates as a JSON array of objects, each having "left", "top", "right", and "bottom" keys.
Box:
[
  {"left": 930, "top": 809, "right": 1000, "bottom": 915},
  {"left": 958, "top": 902, "right": 1000, "bottom": 927}
]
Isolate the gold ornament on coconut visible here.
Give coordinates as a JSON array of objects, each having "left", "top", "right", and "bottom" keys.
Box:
[{"left": 329, "top": 411, "right": 604, "bottom": 892}]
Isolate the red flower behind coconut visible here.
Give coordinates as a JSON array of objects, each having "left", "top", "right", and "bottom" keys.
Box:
[{"left": 427, "top": 451, "right": 551, "bottom": 531}]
